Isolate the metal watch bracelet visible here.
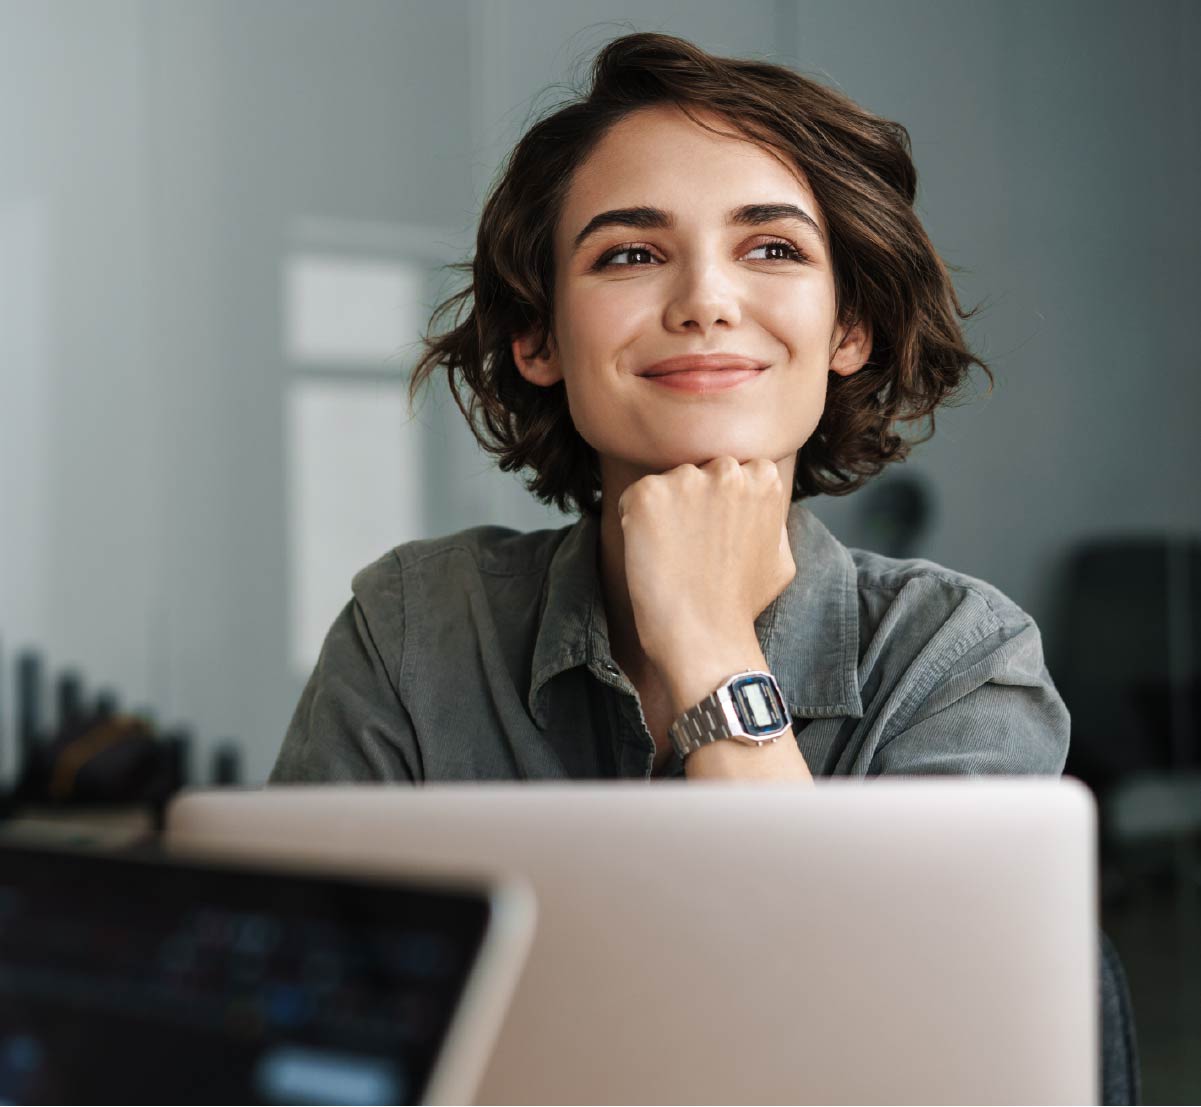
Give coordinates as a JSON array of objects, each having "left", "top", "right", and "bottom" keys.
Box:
[{"left": 667, "top": 669, "right": 792, "bottom": 760}]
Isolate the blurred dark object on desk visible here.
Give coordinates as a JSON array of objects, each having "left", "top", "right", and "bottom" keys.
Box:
[
  {"left": 0, "top": 640, "right": 223, "bottom": 848},
  {"left": 211, "top": 741, "right": 242, "bottom": 786},
  {"left": 13, "top": 710, "right": 178, "bottom": 808}
]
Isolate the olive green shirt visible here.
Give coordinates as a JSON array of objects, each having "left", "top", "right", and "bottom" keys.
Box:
[{"left": 269, "top": 501, "right": 1069, "bottom": 783}]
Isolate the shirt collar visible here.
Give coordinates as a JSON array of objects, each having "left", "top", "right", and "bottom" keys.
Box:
[{"left": 528, "top": 499, "right": 864, "bottom": 728}]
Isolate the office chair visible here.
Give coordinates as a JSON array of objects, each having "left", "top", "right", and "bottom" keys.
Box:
[{"left": 1101, "top": 928, "right": 1141, "bottom": 1104}]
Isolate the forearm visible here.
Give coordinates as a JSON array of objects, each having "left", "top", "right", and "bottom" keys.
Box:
[{"left": 655, "top": 632, "right": 814, "bottom": 783}]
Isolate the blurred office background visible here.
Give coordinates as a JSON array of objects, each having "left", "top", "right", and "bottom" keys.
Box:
[{"left": 0, "top": 1, "right": 1198, "bottom": 1098}]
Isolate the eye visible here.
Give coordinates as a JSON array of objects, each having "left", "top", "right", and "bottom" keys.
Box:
[
  {"left": 593, "top": 244, "right": 660, "bottom": 269},
  {"left": 745, "top": 239, "right": 810, "bottom": 264},
  {"left": 592, "top": 237, "right": 810, "bottom": 270}
]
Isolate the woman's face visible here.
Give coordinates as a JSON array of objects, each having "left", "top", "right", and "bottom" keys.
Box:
[{"left": 513, "top": 103, "right": 870, "bottom": 498}]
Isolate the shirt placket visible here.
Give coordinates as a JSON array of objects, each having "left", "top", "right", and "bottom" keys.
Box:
[{"left": 591, "top": 660, "right": 658, "bottom": 779}]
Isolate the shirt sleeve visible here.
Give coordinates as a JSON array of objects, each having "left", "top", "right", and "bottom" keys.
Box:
[
  {"left": 269, "top": 596, "right": 419, "bottom": 784},
  {"left": 869, "top": 616, "right": 1070, "bottom": 776}
]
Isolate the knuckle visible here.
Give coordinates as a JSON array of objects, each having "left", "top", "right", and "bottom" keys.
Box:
[
  {"left": 632, "top": 478, "right": 666, "bottom": 508},
  {"left": 620, "top": 480, "right": 651, "bottom": 515}
]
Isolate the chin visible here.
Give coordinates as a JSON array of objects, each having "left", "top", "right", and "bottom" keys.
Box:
[{"left": 669, "top": 441, "right": 777, "bottom": 465}]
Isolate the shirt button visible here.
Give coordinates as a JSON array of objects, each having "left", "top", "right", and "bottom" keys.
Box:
[{"left": 602, "top": 661, "right": 620, "bottom": 675}]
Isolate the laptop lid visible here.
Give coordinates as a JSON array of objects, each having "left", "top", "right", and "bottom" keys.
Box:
[
  {"left": 166, "top": 778, "right": 1098, "bottom": 1105},
  {"left": 0, "top": 840, "right": 534, "bottom": 1104}
]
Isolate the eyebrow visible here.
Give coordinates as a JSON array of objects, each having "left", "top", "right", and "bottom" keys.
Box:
[{"left": 570, "top": 202, "right": 827, "bottom": 255}]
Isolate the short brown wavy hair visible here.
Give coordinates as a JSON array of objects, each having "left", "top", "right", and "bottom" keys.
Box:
[{"left": 407, "top": 30, "right": 993, "bottom": 519}]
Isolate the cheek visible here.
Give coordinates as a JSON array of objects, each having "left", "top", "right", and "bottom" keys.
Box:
[
  {"left": 763, "top": 288, "right": 831, "bottom": 346},
  {"left": 561, "top": 284, "right": 645, "bottom": 351}
]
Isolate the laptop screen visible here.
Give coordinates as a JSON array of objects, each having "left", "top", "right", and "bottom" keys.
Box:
[{"left": 0, "top": 842, "right": 494, "bottom": 1104}]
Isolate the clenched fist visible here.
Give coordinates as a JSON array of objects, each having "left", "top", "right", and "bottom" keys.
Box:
[{"left": 617, "top": 456, "right": 796, "bottom": 671}]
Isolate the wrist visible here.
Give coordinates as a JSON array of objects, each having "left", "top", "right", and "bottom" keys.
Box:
[
  {"left": 684, "top": 733, "right": 813, "bottom": 782},
  {"left": 654, "top": 637, "right": 813, "bottom": 783},
  {"left": 653, "top": 630, "right": 767, "bottom": 720}
]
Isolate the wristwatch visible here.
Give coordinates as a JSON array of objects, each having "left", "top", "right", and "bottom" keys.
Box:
[{"left": 667, "top": 669, "right": 793, "bottom": 760}]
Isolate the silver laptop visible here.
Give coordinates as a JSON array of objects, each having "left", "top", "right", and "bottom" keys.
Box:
[{"left": 165, "top": 779, "right": 1098, "bottom": 1105}]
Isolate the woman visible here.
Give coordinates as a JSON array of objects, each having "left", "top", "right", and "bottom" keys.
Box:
[{"left": 269, "top": 31, "right": 1069, "bottom": 786}]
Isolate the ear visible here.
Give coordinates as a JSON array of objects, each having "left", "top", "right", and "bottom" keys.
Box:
[
  {"left": 511, "top": 327, "right": 563, "bottom": 387},
  {"left": 829, "top": 316, "right": 872, "bottom": 378}
]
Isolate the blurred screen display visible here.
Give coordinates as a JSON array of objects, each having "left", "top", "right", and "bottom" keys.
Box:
[{"left": 0, "top": 845, "right": 491, "bottom": 1104}]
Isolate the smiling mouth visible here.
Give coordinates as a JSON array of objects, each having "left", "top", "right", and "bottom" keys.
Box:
[
  {"left": 642, "top": 367, "right": 765, "bottom": 392},
  {"left": 639, "top": 354, "right": 770, "bottom": 377},
  {"left": 645, "top": 367, "right": 767, "bottom": 378}
]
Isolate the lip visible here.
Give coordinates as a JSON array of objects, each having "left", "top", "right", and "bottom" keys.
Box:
[
  {"left": 643, "top": 368, "right": 764, "bottom": 393},
  {"left": 639, "top": 353, "right": 769, "bottom": 377}
]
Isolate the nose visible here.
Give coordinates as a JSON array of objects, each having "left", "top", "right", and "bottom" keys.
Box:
[{"left": 662, "top": 256, "right": 742, "bottom": 336}]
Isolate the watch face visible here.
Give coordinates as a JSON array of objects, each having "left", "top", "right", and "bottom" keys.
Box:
[{"left": 730, "top": 674, "right": 788, "bottom": 736}]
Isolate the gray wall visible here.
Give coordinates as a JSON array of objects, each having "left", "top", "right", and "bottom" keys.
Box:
[
  {"left": 801, "top": 0, "right": 1201, "bottom": 652},
  {"left": 1, "top": 0, "right": 1198, "bottom": 784}
]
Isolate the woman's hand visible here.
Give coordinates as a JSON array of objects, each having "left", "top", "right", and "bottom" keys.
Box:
[{"left": 617, "top": 455, "right": 795, "bottom": 671}]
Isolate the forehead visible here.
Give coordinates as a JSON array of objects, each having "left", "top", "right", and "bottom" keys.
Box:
[{"left": 557, "top": 104, "right": 822, "bottom": 247}]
